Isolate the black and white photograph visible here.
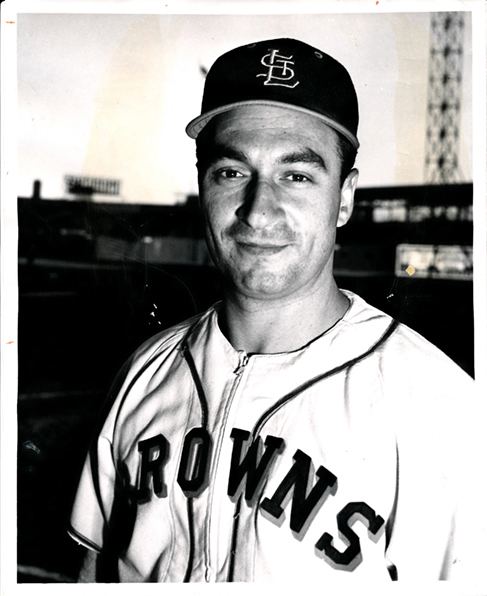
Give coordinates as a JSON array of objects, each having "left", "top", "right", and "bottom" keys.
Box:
[{"left": 1, "top": 0, "right": 486, "bottom": 592}]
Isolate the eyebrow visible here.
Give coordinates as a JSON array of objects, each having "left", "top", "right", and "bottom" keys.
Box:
[
  {"left": 197, "top": 144, "right": 248, "bottom": 167},
  {"left": 279, "top": 148, "right": 327, "bottom": 170},
  {"left": 197, "top": 143, "right": 327, "bottom": 171}
]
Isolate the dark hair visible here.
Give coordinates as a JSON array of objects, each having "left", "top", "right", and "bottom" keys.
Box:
[
  {"left": 195, "top": 125, "right": 213, "bottom": 180},
  {"left": 336, "top": 133, "right": 358, "bottom": 186}
]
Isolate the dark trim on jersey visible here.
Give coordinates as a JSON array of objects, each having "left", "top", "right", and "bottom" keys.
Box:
[
  {"left": 385, "top": 443, "right": 400, "bottom": 549},
  {"left": 251, "top": 319, "right": 400, "bottom": 439},
  {"left": 180, "top": 318, "right": 212, "bottom": 582},
  {"left": 385, "top": 442, "right": 400, "bottom": 581},
  {"left": 109, "top": 313, "right": 205, "bottom": 445},
  {"left": 85, "top": 357, "right": 136, "bottom": 534},
  {"left": 112, "top": 333, "right": 194, "bottom": 435},
  {"left": 181, "top": 342, "right": 209, "bottom": 429},
  {"left": 183, "top": 498, "right": 196, "bottom": 582},
  {"left": 227, "top": 495, "right": 242, "bottom": 582},
  {"left": 227, "top": 318, "right": 400, "bottom": 581},
  {"left": 67, "top": 525, "right": 102, "bottom": 554},
  {"left": 91, "top": 347, "right": 172, "bottom": 534}
]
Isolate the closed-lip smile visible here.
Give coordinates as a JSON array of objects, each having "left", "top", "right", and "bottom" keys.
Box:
[
  {"left": 240, "top": 241, "right": 287, "bottom": 249},
  {"left": 235, "top": 240, "right": 290, "bottom": 254}
]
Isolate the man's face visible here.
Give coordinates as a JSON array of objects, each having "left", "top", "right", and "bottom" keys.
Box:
[{"left": 197, "top": 105, "right": 357, "bottom": 302}]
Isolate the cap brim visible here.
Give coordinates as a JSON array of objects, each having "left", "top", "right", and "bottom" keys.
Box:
[{"left": 185, "top": 99, "right": 359, "bottom": 149}]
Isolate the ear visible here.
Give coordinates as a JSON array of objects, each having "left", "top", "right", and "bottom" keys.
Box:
[{"left": 337, "top": 168, "right": 358, "bottom": 227}]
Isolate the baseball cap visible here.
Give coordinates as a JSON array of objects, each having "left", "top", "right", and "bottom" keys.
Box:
[{"left": 185, "top": 37, "right": 359, "bottom": 149}]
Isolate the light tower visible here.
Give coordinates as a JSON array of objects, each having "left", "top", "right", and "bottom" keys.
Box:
[{"left": 424, "top": 12, "right": 465, "bottom": 183}]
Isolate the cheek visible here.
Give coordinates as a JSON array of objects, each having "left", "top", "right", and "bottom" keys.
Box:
[
  {"left": 297, "top": 209, "right": 340, "bottom": 259},
  {"left": 203, "top": 201, "right": 224, "bottom": 234},
  {"left": 200, "top": 195, "right": 232, "bottom": 254},
  {"left": 295, "top": 194, "right": 340, "bottom": 233},
  {"left": 201, "top": 186, "right": 240, "bottom": 228}
]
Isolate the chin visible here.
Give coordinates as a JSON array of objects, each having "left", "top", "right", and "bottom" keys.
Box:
[{"left": 230, "top": 268, "right": 299, "bottom": 300}]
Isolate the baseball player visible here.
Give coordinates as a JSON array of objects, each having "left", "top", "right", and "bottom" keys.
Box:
[{"left": 68, "top": 38, "right": 486, "bottom": 584}]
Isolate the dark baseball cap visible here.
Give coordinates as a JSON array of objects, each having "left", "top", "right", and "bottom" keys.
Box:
[{"left": 185, "top": 37, "right": 359, "bottom": 149}]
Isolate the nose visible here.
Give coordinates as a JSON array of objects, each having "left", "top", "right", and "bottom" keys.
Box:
[{"left": 236, "top": 177, "right": 283, "bottom": 229}]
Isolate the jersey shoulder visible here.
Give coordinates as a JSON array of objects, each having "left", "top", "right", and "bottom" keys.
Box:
[
  {"left": 93, "top": 305, "right": 218, "bottom": 436},
  {"left": 385, "top": 319, "right": 472, "bottom": 384},
  {"left": 126, "top": 304, "right": 217, "bottom": 371},
  {"left": 376, "top": 313, "right": 475, "bottom": 430},
  {"left": 342, "top": 289, "right": 473, "bottom": 392}
]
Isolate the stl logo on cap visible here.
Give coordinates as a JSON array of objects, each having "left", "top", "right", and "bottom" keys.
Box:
[{"left": 256, "top": 48, "right": 300, "bottom": 89}]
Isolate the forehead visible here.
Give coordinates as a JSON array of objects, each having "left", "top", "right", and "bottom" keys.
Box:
[{"left": 199, "top": 104, "right": 340, "bottom": 155}]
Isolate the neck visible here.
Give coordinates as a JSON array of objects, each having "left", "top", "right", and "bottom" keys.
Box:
[{"left": 219, "top": 281, "right": 349, "bottom": 354}]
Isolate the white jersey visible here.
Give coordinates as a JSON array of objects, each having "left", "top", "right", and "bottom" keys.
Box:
[{"left": 68, "top": 290, "right": 486, "bottom": 584}]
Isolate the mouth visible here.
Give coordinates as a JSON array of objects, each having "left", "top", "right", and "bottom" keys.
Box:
[{"left": 235, "top": 241, "right": 289, "bottom": 255}]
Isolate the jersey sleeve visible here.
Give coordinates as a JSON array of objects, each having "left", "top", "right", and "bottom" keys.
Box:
[
  {"left": 67, "top": 353, "right": 134, "bottom": 553},
  {"left": 68, "top": 433, "right": 117, "bottom": 552},
  {"left": 440, "top": 387, "right": 487, "bottom": 586},
  {"left": 380, "top": 325, "right": 487, "bottom": 586},
  {"left": 66, "top": 328, "right": 178, "bottom": 555}
]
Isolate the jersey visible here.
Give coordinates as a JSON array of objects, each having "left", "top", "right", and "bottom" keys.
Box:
[{"left": 68, "top": 289, "right": 486, "bottom": 585}]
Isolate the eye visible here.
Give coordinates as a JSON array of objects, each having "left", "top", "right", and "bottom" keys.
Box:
[
  {"left": 215, "top": 168, "right": 244, "bottom": 180},
  {"left": 284, "top": 172, "right": 312, "bottom": 183}
]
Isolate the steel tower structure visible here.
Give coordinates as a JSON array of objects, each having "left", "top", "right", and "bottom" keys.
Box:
[{"left": 424, "top": 12, "right": 465, "bottom": 183}]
